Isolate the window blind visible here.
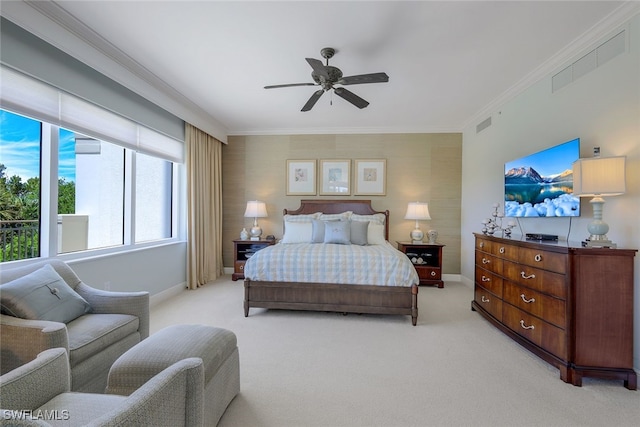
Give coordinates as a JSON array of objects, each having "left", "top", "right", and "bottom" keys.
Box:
[{"left": 1, "top": 66, "right": 184, "bottom": 163}]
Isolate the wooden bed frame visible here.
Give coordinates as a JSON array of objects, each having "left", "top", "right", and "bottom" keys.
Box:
[{"left": 243, "top": 199, "right": 419, "bottom": 325}]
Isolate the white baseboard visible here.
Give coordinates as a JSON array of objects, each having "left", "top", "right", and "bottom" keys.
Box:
[{"left": 150, "top": 282, "right": 186, "bottom": 307}]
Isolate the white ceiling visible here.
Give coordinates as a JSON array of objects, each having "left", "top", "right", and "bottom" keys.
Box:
[{"left": 7, "top": 1, "right": 636, "bottom": 137}]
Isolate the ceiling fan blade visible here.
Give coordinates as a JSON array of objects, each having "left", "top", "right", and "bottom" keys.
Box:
[
  {"left": 333, "top": 87, "right": 369, "bottom": 109},
  {"left": 264, "top": 83, "right": 316, "bottom": 89},
  {"left": 301, "top": 89, "right": 324, "bottom": 112},
  {"left": 305, "top": 58, "right": 329, "bottom": 80},
  {"left": 338, "top": 72, "right": 389, "bottom": 85}
]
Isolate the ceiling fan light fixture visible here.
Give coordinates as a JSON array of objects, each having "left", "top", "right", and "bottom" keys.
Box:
[{"left": 265, "top": 47, "right": 388, "bottom": 111}]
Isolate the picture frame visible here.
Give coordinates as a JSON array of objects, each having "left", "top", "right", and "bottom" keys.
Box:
[
  {"left": 354, "top": 159, "right": 386, "bottom": 195},
  {"left": 320, "top": 159, "right": 350, "bottom": 195},
  {"left": 286, "top": 160, "right": 316, "bottom": 195}
]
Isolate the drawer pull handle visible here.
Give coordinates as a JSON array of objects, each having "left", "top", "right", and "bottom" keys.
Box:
[
  {"left": 240, "top": 265, "right": 244, "bottom": 270},
  {"left": 480, "top": 242, "right": 484, "bottom": 248},
  {"left": 481, "top": 295, "right": 490, "bottom": 303},
  {"left": 520, "top": 320, "right": 535, "bottom": 330},
  {"left": 482, "top": 275, "right": 490, "bottom": 282},
  {"left": 534, "top": 254, "right": 542, "bottom": 262},
  {"left": 482, "top": 257, "right": 490, "bottom": 264},
  {"left": 430, "top": 271, "right": 436, "bottom": 277},
  {"left": 499, "top": 247, "right": 505, "bottom": 254},
  {"left": 520, "top": 294, "right": 535, "bottom": 304},
  {"left": 520, "top": 271, "right": 536, "bottom": 280}
]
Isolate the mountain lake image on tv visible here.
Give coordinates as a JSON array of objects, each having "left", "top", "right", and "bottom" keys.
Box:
[{"left": 504, "top": 138, "right": 580, "bottom": 217}]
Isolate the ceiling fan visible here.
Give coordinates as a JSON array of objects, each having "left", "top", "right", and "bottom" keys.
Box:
[{"left": 264, "top": 47, "right": 389, "bottom": 112}]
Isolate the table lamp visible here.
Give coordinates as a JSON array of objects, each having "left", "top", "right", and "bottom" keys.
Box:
[
  {"left": 404, "top": 202, "right": 431, "bottom": 244},
  {"left": 572, "top": 155, "right": 625, "bottom": 248},
  {"left": 244, "top": 201, "right": 268, "bottom": 241}
]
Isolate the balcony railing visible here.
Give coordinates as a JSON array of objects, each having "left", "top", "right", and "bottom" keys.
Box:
[{"left": 0, "top": 220, "right": 39, "bottom": 262}]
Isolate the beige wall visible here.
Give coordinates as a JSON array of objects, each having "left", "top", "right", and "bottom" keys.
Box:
[{"left": 222, "top": 133, "right": 462, "bottom": 274}]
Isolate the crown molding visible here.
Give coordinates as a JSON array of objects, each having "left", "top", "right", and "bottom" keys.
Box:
[
  {"left": 463, "top": 1, "right": 640, "bottom": 132},
  {"left": 1, "top": 0, "right": 228, "bottom": 142}
]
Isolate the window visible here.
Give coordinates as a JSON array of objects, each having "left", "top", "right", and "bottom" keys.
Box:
[
  {"left": 1, "top": 108, "right": 178, "bottom": 262},
  {"left": 135, "top": 152, "right": 172, "bottom": 243},
  {"left": 0, "top": 110, "right": 42, "bottom": 261},
  {"left": 58, "top": 131, "right": 125, "bottom": 254}
]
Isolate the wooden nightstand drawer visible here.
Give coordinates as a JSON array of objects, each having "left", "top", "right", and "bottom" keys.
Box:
[{"left": 415, "top": 266, "right": 440, "bottom": 281}]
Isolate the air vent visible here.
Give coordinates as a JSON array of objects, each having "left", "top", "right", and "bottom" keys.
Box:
[
  {"left": 552, "top": 30, "right": 626, "bottom": 93},
  {"left": 476, "top": 116, "right": 492, "bottom": 133}
]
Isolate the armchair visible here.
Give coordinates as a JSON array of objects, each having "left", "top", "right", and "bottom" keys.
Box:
[
  {"left": 1, "top": 259, "right": 149, "bottom": 393},
  {"left": 0, "top": 348, "right": 204, "bottom": 426}
]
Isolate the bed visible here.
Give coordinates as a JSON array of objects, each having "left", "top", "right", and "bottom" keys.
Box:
[{"left": 243, "top": 200, "right": 420, "bottom": 325}]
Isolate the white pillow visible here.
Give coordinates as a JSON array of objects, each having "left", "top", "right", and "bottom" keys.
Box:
[
  {"left": 319, "top": 211, "right": 352, "bottom": 221},
  {"left": 283, "top": 212, "right": 321, "bottom": 223},
  {"left": 351, "top": 213, "right": 386, "bottom": 225},
  {"left": 281, "top": 221, "right": 313, "bottom": 243},
  {"left": 367, "top": 223, "right": 386, "bottom": 245}
]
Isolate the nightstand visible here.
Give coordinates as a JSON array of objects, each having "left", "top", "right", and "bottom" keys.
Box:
[
  {"left": 396, "top": 241, "right": 445, "bottom": 288},
  {"left": 232, "top": 239, "right": 274, "bottom": 281}
]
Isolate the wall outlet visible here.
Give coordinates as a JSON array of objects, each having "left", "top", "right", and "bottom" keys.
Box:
[{"left": 104, "top": 281, "right": 111, "bottom": 291}]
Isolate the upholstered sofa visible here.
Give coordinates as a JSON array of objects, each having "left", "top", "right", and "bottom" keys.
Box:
[
  {"left": 0, "top": 259, "right": 149, "bottom": 393},
  {"left": 0, "top": 347, "right": 204, "bottom": 426}
]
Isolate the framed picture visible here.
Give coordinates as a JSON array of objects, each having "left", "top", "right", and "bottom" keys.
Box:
[
  {"left": 286, "top": 160, "right": 316, "bottom": 195},
  {"left": 354, "top": 159, "right": 386, "bottom": 195},
  {"left": 320, "top": 159, "right": 350, "bottom": 195}
]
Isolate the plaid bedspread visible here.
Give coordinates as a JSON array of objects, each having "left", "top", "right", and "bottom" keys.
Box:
[{"left": 243, "top": 241, "right": 419, "bottom": 287}]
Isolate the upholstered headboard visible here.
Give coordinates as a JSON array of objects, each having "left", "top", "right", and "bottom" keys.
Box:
[{"left": 283, "top": 199, "right": 390, "bottom": 240}]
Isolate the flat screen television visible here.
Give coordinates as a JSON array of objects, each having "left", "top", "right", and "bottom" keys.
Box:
[{"left": 504, "top": 138, "right": 580, "bottom": 217}]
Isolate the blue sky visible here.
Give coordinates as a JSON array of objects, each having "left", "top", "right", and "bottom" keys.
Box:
[
  {"left": 504, "top": 138, "right": 580, "bottom": 177},
  {"left": 0, "top": 110, "right": 76, "bottom": 182}
]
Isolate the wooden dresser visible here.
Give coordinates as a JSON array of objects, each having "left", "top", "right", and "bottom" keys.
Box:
[{"left": 472, "top": 233, "right": 637, "bottom": 389}]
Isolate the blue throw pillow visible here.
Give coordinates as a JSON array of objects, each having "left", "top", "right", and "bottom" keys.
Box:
[
  {"left": 350, "top": 220, "right": 369, "bottom": 245},
  {"left": 324, "top": 220, "right": 351, "bottom": 245}
]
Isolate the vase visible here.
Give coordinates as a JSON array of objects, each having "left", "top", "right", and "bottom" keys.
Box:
[
  {"left": 240, "top": 228, "right": 249, "bottom": 240},
  {"left": 427, "top": 229, "right": 438, "bottom": 244}
]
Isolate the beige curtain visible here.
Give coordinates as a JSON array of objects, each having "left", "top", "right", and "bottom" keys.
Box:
[{"left": 185, "top": 123, "right": 224, "bottom": 289}]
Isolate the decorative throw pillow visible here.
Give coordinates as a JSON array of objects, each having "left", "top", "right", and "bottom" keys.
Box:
[
  {"left": 0, "top": 264, "right": 92, "bottom": 323},
  {"left": 324, "top": 220, "right": 351, "bottom": 245},
  {"left": 281, "top": 221, "right": 313, "bottom": 243},
  {"left": 368, "top": 223, "right": 386, "bottom": 245},
  {"left": 311, "top": 219, "right": 326, "bottom": 243},
  {"left": 350, "top": 220, "right": 369, "bottom": 246}
]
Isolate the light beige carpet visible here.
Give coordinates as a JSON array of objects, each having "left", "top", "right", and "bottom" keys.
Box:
[{"left": 150, "top": 277, "right": 640, "bottom": 427}]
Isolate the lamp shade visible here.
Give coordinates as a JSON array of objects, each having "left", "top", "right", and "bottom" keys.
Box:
[
  {"left": 244, "top": 201, "right": 268, "bottom": 218},
  {"left": 572, "top": 156, "right": 626, "bottom": 197},
  {"left": 404, "top": 202, "right": 431, "bottom": 220}
]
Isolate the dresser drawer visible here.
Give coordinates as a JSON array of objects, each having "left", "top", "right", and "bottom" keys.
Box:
[
  {"left": 503, "top": 281, "right": 566, "bottom": 329},
  {"left": 475, "top": 287, "right": 502, "bottom": 321},
  {"left": 475, "top": 251, "right": 503, "bottom": 275},
  {"left": 492, "top": 242, "right": 518, "bottom": 260},
  {"left": 502, "top": 304, "right": 567, "bottom": 360},
  {"left": 476, "top": 237, "right": 492, "bottom": 253},
  {"left": 475, "top": 266, "right": 503, "bottom": 298},
  {"left": 503, "top": 261, "right": 567, "bottom": 299},
  {"left": 518, "top": 247, "right": 566, "bottom": 274}
]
